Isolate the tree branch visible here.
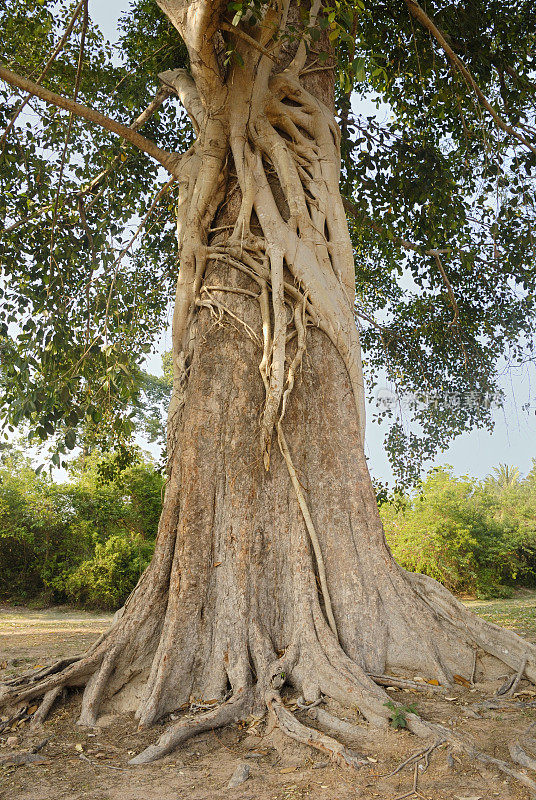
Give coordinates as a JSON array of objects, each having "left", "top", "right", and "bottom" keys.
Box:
[
  {"left": 156, "top": 0, "right": 227, "bottom": 101},
  {"left": 404, "top": 0, "right": 536, "bottom": 155},
  {"left": 78, "top": 85, "right": 175, "bottom": 200},
  {"left": 0, "top": 66, "right": 181, "bottom": 175},
  {"left": 426, "top": 248, "right": 459, "bottom": 327}
]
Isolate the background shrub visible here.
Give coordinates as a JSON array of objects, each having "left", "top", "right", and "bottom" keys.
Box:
[{"left": 0, "top": 446, "right": 163, "bottom": 608}]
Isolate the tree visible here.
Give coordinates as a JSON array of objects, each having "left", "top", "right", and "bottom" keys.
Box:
[
  {"left": 1, "top": 0, "right": 536, "bottom": 779},
  {"left": 489, "top": 463, "right": 521, "bottom": 490}
]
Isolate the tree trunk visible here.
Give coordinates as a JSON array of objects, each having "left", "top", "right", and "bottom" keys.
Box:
[{"left": 3, "top": 0, "right": 536, "bottom": 770}]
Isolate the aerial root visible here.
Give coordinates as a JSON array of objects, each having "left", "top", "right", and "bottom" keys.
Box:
[
  {"left": 266, "top": 690, "right": 369, "bottom": 769},
  {"left": 498, "top": 655, "right": 528, "bottom": 697},
  {"left": 128, "top": 689, "right": 253, "bottom": 766}
]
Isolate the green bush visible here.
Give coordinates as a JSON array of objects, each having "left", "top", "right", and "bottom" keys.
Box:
[
  {"left": 0, "top": 446, "right": 163, "bottom": 609},
  {"left": 64, "top": 533, "right": 155, "bottom": 610},
  {"left": 380, "top": 466, "right": 532, "bottom": 597}
]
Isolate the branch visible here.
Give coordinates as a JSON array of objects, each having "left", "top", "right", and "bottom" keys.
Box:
[
  {"left": 156, "top": 0, "right": 227, "bottom": 100},
  {"left": 78, "top": 85, "right": 174, "bottom": 200},
  {"left": 3, "top": 204, "right": 54, "bottom": 234},
  {"left": 426, "top": 249, "right": 459, "bottom": 327},
  {"left": 404, "top": 0, "right": 536, "bottom": 155},
  {"left": 49, "top": 0, "right": 89, "bottom": 271},
  {"left": 0, "top": 66, "right": 181, "bottom": 175},
  {"left": 344, "top": 198, "right": 467, "bottom": 346}
]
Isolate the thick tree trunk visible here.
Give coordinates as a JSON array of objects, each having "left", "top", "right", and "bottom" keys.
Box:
[{"left": 3, "top": 0, "right": 536, "bottom": 774}]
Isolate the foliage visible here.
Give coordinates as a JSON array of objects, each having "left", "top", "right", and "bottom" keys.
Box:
[
  {"left": 0, "top": 444, "right": 163, "bottom": 609},
  {"left": 380, "top": 463, "right": 536, "bottom": 597},
  {"left": 384, "top": 700, "right": 418, "bottom": 730},
  {"left": 64, "top": 532, "right": 154, "bottom": 610},
  {"left": 0, "top": 0, "right": 187, "bottom": 465},
  {"left": 0, "top": 0, "right": 535, "bottom": 486},
  {"left": 487, "top": 463, "right": 521, "bottom": 489}
]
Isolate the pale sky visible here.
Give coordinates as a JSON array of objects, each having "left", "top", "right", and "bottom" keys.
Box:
[{"left": 86, "top": 0, "right": 536, "bottom": 484}]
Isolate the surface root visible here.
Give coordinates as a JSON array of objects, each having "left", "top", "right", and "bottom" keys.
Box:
[
  {"left": 129, "top": 690, "right": 252, "bottom": 765},
  {"left": 266, "top": 690, "right": 369, "bottom": 769}
]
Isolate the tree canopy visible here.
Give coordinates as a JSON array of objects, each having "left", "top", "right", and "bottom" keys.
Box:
[{"left": 1, "top": 0, "right": 535, "bottom": 484}]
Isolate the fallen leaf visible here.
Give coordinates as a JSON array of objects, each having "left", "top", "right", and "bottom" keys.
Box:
[
  {"left": 453, "top": 674, "right": 471, "bottom": 688},
  {"left": 213, "top": 562, "right": 222, "bottom": 567},
  {"left": 426, "top": 679, "right": 440, "bottom": 686},
  {"left": 280, "top": 766, "right": 297, "bottom": 773},
  {"left": 366, "top": 757, "right": 378, "bottom": 762},
  {"left": 33, "top": 665, "right": 44, "bottom": 669},
  {"left": 445, "top": 697, "right": 458, "bottom": 701},
  {"left": 75, "top": 744, "right": 84, "bottom": 752},
  {"left": 27, "top": 705, "right": 38, "bottom": 715}
]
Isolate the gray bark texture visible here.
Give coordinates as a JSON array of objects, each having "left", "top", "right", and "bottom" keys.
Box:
[{"left": 2, "top": 0, "right": 536, "bottom": 773}]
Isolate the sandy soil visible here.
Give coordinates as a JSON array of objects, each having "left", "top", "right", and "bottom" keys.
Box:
[{"left": 1, "top": 601, "right": 536, "bottom": 800}]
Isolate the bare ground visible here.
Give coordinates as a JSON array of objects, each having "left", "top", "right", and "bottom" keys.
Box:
[{"left": 2, "top": 597, "right": 536, "bottom": 800}]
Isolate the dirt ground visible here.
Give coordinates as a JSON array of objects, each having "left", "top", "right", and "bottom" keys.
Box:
[{"left": 2, "top": 599, "right": 536, "bottom": 800}]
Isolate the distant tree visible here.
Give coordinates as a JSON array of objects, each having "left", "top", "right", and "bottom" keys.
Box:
[{"left": 489, "top": 463, "right": 521, "bottom": 489}]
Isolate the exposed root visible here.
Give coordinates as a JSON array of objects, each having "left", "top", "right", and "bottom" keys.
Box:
[
  {"left": 406, "top": 714, "right": 536, "bottom": 792},
  {"left": 2, "top": 657, "right": 80, "bottom": 689},
  {"left": 368, "top": 674, "right": 445, "bottom": 694},
  {"left": 0, "top": 653, "right": 100, "bottom": 710},
  {"left": 305, "top": 705, "right": 364, "bottom": 742},
  {"left": 30, "top": 687, "right": 62, "bottom": 728},
  {"left": 393, "top": 763, "right": 425, "bottom": 800},
  {"left": 381, "top": 741, "right": 441, "bottom": 780},
  {"left": 266, "top": 690, "right": 369, "bottom": 769},
  {"left": 77, "top": 645, "right": 120, "bottom": 727},
  {"left": 509, "top": 740, "right": 536, "bottom": 770},
  {"left": 499, "top": 655, "right": 528, "bottom": 697},
  {"left": 129, "top": 690, "right": 252, "bottom": 765}
]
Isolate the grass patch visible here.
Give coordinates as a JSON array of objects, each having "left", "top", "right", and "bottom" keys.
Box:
[{"left": 464, "top": 589, "right": 536, "bottom": 642}]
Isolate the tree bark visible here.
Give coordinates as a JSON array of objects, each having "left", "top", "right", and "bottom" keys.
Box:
[{"left": 3, "top": 0, "right": 536, "bottom": 770}]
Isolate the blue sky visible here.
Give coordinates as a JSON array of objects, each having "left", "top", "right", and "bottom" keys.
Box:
[{"left": 87, "top": 0, "right": 536, "bottom": 484}]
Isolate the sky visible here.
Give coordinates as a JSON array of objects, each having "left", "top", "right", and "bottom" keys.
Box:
[{"left": 86, "top": 0, "right": 536, "bottom": 484}]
